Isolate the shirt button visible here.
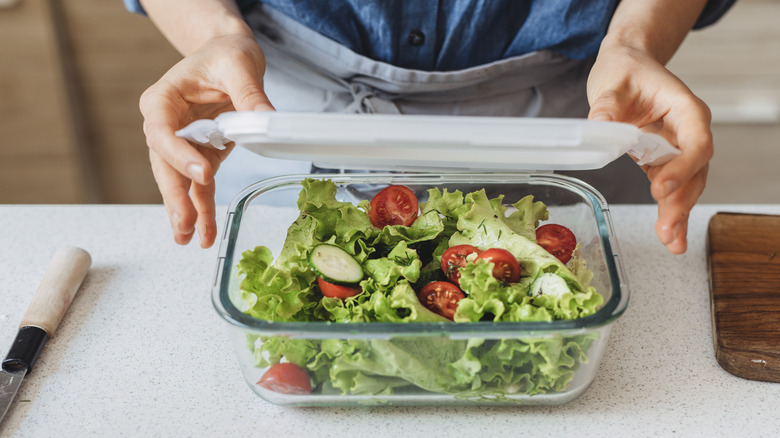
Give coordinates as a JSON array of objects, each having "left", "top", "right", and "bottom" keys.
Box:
[{"left": 408, "top": 29, "right": 425, "bottom": 46}]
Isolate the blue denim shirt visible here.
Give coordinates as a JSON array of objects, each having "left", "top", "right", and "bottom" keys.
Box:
[{"left": 124, "top": 0, "right": 736, "bottom": 71}]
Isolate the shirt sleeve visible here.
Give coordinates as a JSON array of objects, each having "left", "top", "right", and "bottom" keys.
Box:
[
  {"left": 693, "top": 0, "right": 737, "bottom": 29},
  {"left": 122, "top": 0, "right": 146, "bottom": 15},
  {"left": 121, "top": 0, "right": 257, "bottom": 17}
]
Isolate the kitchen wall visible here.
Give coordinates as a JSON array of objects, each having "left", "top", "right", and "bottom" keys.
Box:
[
  {"left": 668, "top": 0, "right": 780, "bottom": 203},
  {"left": 1, "top": 0, "right": 778, "bottom": 204}
]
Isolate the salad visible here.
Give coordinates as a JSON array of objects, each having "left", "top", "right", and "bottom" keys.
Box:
[{"left": 237, "top": 178, "right": 604, "bottom": 400}]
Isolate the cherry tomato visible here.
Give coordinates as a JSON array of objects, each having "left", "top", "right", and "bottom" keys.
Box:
[
  {"left": 257, "top": 362, "right": 312, "bottom": 395},
  {"left": 440, "top": 244, "right": 481, "bottom": 285},
  {"left": 535, "top": 224, "right": 577, "bottom": 264},
  {"left": 369, "top": 185, "right": 419, "bottom": 228},
  {"left": 317, "top": 277, "right": 361, "bottom": 299},
  {"left": 475, "top": 248, "right": 521, "bottom": 283},
  {"left": 418, "top": 281, "right": 465, "bottom": 320}
]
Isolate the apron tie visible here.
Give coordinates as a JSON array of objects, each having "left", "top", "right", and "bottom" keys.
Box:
[{"left": 343, "top": 82, "right": 401, "bottom": 114}]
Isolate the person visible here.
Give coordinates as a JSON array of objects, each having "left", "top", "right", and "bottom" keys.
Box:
[{"left": 124, "top": 0, "right": 735, "bottom": 254}]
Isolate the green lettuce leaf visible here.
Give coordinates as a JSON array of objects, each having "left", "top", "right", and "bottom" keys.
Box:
[
  {"left": 237, "top": 246, "right": 317, "bottom": 321},
  {"left": 252, "top": 333, "right": 598, "bottom": 398},
  {"left": 419, "top": 188, "right": 464, "bottom": 231},
  {"left": 292, "top": 178, "right": 376, "bottom": 257},
  {"left": 369, "top": 209, "right": 445, "bottom": 249},
  {"left": 504, "top": 195, "right": 549, "bottom": 241}
]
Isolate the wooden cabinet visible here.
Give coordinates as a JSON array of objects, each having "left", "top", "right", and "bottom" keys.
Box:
[
  {"left": 0, "top": 0, "right": 180, "bottom": 203},
  {"left": 0, "top": 0, "right": 85, "bottom": 203},
  {"left": 60, "top": 2, "right": 181, "bottom": 203}
]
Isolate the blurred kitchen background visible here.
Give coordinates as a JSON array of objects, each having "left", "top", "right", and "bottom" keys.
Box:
[{"left": 1, "top": 0, "right": 778, "bottom": 204}]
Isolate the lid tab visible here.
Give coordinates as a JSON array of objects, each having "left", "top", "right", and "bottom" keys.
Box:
[
  {"left": 175, "top": 119, "right": 231, "bottom": 150},
  {"left": 629, "top": 132, "right": 680, "bottom": 166}
]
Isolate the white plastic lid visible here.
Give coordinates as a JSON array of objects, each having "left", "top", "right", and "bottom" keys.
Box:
[{"left": 176, "top": 111, "right": 679, "bottom": 171}]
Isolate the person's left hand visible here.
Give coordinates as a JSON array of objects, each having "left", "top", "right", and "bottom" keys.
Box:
[{"left": 587, "top": 42, "right": 713, "bottom": 254}]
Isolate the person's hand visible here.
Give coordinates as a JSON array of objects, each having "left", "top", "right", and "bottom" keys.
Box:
[
  {"left": 139, "top": 34, "right": 274, "bottom": 248},
  {"left": 587, "top": 42, "right": 712, "bottom": 254}
]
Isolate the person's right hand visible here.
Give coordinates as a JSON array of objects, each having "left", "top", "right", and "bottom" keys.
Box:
[{"left": 139, "top": 34, "right": 274, "bottom": 249}]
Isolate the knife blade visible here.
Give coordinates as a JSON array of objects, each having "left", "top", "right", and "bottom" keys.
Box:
[{"left": 0, "top": 246, "right": 91, "bottom": 424}]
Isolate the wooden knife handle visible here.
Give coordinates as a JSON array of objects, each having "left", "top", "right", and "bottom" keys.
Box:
[{"left": 19, "top": 246, "right": 91, "bottom": 336}]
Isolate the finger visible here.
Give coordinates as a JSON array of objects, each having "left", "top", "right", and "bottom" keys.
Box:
[
  {"left": 140, "top": 89, "right": 214, "bottom": 186},
  {"left": 655, "top": 164, "right": 709, "bottom": 254},
  {"left": 649, "top": 99, "right": 713, "bottom": 200},
  {"left": 214, "top": 52, "right": 275, "bottom": 112},
  {"left": 149, "top": 150, "right": 198, "bottom": 245},
  {"left": 190, "top": 146, "right": 226, "bottom": 249},
  {"left": 655, "top": 197, "right": 690, "bottom": 255},
  {"left": 194, "top": 142, "right": 237, "bottom": 248},
  {"left": 190, "top": 178, "right": 218, "bottom": 249}
]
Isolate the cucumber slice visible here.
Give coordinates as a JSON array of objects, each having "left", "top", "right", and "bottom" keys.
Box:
[
  {"left": 308, "top": 244, "right": 364, "bottom": 284},
  {"left": 529, "top": 273, "right": 570, "bottom": 297}
]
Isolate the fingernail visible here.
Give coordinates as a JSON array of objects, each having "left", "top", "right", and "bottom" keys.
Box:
[
  {"left": 187, "top": 163, "right": 205, "bottom": 183},
  {"left": 662, "top": 180, "right": 679, "bottom": 198},
  {"left": 661, "top": 222, "right": 682, "bottom": 245},
  {"left": 172, "top": 211, "right": 182, "bottom": 232},
  {"left": 172, "top": 211, "right": 194, "bottom": 235},
  {"left": 590, "top": 113, "right": 612, "bottom": 121}
]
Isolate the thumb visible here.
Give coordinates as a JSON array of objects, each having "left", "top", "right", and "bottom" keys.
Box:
[
  {"left": 220, "top": 61, "right": 275, "bottom": 112},
  {"left": 588, "top": 91, "right": 625, "bottom": 122},
  {"left": 228, "top": 78, "right": 275, "bottom": 112}
]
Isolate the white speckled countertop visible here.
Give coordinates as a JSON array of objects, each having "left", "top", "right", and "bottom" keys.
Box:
[{"left": 1, "top": 204, "right": 779, "bottom": 437}]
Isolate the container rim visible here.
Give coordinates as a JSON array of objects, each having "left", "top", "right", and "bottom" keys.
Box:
[{"left": 212, "top": 172, "right": 629, "bottom": 338}]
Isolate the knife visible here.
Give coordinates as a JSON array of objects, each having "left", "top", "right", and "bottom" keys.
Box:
[{"left": 0, "top": 246, "right": 91, "bottom": 424}]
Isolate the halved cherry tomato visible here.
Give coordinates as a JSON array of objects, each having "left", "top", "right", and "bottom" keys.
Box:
[
  {"left": 257, "top": 362, "right": 312, "bottom": 395},
  {"left": 535, "top": 224, "right": 577, "bottom": 264},
  {"left": 317, "top": 277, "right": 361, "bottom": 299},
  {"left": 440, "top": 244, "right": 481, "bottom": 285},
  {"left": 475, "top": 248, "right": 521, "bottom": 283},
  {"left": 418, "top": 281, "right": 465, "bottom": 320},
  {"left": 369, "top": 185, "right": 419, "bottom": 228}
]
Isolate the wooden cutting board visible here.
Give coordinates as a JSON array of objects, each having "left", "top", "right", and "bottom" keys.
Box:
[{"left": 707, "top": 212, "right": 780, "bottom": 383}]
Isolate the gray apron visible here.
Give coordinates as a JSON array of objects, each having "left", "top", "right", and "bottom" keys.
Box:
[{"left": 214, "top": 4, "right": 653, "bottom": 204}]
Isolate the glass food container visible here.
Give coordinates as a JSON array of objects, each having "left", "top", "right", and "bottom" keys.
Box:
[
  {"left": 212, "top": 172, "right": 626, "bottom": 406},
  {"left": 186, "top": 112, "right": 674, "bottom": 406}
]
